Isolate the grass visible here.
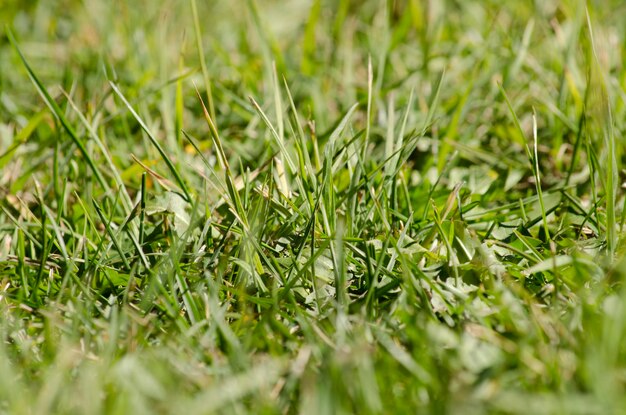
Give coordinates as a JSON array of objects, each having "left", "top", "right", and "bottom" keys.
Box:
[{"left": 1, "top": 0, "right": 626, "bottom": 413}]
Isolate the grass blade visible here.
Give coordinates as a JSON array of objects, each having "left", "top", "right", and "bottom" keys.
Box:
[{"left": 109, "top": 81, "right": 192, "bottom": 202}]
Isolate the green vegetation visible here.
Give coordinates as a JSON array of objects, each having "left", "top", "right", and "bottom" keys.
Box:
[{"left": 2, "top": 0, "right": 626, "bottom": 413}]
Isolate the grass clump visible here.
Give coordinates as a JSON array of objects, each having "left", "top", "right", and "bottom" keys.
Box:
[{"left": 2, "top": 0, "right": 626, "bottom": 413}]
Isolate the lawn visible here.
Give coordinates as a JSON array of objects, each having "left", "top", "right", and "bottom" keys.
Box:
[{"left": 2, "top": 0, "right": 626, "bottom": 413}]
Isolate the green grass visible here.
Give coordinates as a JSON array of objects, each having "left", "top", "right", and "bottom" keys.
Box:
[{"left": 2, "top": 0, "right": 626, "bottom": 413}]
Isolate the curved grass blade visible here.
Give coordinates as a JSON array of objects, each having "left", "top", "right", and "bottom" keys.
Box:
[
  {"left": 7, "top": 28, "right": 109, "bottom": 192},
  {"left": 109, "top": 81, "right": 192, "bottom": 202}
]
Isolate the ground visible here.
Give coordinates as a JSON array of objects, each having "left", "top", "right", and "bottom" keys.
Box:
[{"left": 1, "top": 1, "right": 626, "bottom": 414}]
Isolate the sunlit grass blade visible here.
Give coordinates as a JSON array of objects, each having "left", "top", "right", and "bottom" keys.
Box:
[
  {"left": 190, "top": 0, "right": 216, "bottom": 122},
  {"left": 109, "top": 81, "right": 192, "bottom": 202},
  {"left": 585, "top": 8, "right": 618, "bottom": 257}
]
